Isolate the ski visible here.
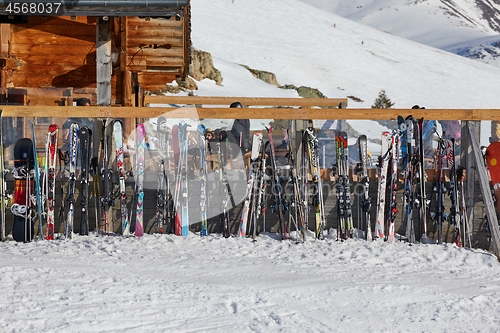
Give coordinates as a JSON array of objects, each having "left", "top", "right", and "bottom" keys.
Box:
[
  {"left": 444, "top": 138, "right": 461, "bottom": 247},
  {"left": 416, "top": 118, "right": 429, "bottom": 242},
  {"left": 113, "top": 120, "right": 129, "bottom": 236},
  {"left": 100, "top": 119, "right": 113, "bottom": 235},
  {"left": 91, "top": 156, "right": 101, "bottom": 235},
  {"left": 135, "top": 123, "right": 146, "bottom": 237},
  {"left": 0, "top": 110, "right": 6, "bottom": 241},
  {"left": 335, "top": 130, "right": 353, "bottom": 239},
  {"left": 457, "top": 166, "right": 472, "bottom": 247},
  {"left": 304, "top": 121, "right": 325, "bottom": 240},
  {"left": 219, "top": 130, "right": 231, "bottom": 238},
  {"left": 266, "top": 126, "right": 286, "bottom": 240},
  {"left": 154, "top": 117, "right": 168, "bottom": 234},
  {"left": 357, "top": 134, "right": 371, "bottom": 241},
  {"left": 29, "top": 121, "right": 44, "bottom": 240},
  {"left": 239, "top": 131, "right": 262, "bottom": 238},
  {"left": 171, "top": 124, "right": 182, "bottom": 236},
  {"left": 374, "top": 131, "right": 391, "bottom": 240},
  {"left": 432, "top": 135, "right": 446, "bottom": 244},
  {"left": 399, "top": 115, "right": 416, "bottom": 243},
  {"left": 12, "top": 138, "right": 34, "bottom": 242},
  {"left": 79, "top": 126, "right": 91, "bottom": 236},
  {"left": 255, "top": 140, "right": 270, "bottom": 238},
  {"left": 283, "top": 128, "right": 306, "bottom": 242},
  {"left": 179, "top": 121, "right": 190, "bottom": 237},
  {"left": 386, "top": 130, "right": 400, "bottom": 242},
  {"left": 66, "top": 123, "right": 79, "bottom": 239},
  {"left": 197, "top": 124, "right": 208, "bottom": 236},
  {"left": 45, "top": 125, "right": 58, "bottom": 240}
]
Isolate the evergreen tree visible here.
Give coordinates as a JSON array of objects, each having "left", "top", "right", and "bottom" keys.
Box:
[{"left": 371, "top": 89, "right": 395, "bottom": 108}]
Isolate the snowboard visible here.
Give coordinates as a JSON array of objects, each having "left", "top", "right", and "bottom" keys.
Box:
[{"left": 12, "top": 138, "right": 35, "bottom": 242}]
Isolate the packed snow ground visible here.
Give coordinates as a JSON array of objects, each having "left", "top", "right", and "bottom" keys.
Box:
[{"left": 2, "top": 232, "right": 500, "bottom": 332}]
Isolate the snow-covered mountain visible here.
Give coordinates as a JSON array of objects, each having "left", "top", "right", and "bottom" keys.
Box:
[
  {"left": 188, "top": 0, "right": 500, "bottom": 146},
  {"left": 190, "top": 0, "right": 500, "bottom": 108},
  {"left": 300, "top": 0, "right": 500, "bottom": 67}
]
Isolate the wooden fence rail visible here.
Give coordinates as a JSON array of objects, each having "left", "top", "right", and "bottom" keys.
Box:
[{"left": 1, "top": 105, "right": 500, "bottom": 120}]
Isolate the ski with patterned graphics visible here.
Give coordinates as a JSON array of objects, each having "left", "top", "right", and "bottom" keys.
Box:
[
  {"left": 113, "top": 121, "right": 129, "bottom": 236},
  {"left": 357, "top": 134, "right": 371, "bottom": 241},
  {"left": 386, "top": 130, "right": 399, "bottom": 243},
  {"left": 45, "top": 125, "right": 58, "bottom": 240},
  {"left": 66, "top": 123, "right": 79, "bottom": 239},
  {"left": 154, "top": 117, "right": 168, "bottom": 234},
  {"left": 335, "top": 130, "right": 353, "bottom": 240},
  {"left": 416, "top": 118, "right": 429, "bottom": 242},
  {"left": 431, "top": 135, "right": 446, "bottom": 244},
  {"left": 239, "top": 131, "right": 262, "bottom": 238},
  {"left": 79, "top": 126, "right": 91, "bottom": 236},
  {"left": 375, "top": 131, "right": 391, "bottom": 240},
  {"left": 179, "top": 121, "right": 190, "bottom": 237},
  {"left": 219, "top": 130, "right": 231, "bottom": 238},
  {"left": 444, "top": 138, "right": 461, "bottom": 247},
  {"left": 135, "top": 123, "right": 146, "bottom": 237},
  {"left": 171, "top": 124, "right": 182, "bottom": 236},
  {"left": 399, "top": 115, "right": 416, "bottom": 243},
  {"left": 305, "top": 122, "right": 326, "bottom": 239},
  {"left": 197, "top": 124, "right": 208, "bottom": 236},
  {"left": 304, "top": 121, "right": 325, "bottom": 239},
  {"left": 100, "top": 119, "right": 113, "bottom": 235}
]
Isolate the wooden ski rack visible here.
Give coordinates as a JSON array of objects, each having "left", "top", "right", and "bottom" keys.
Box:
[{"left": 1, "top": 102, "right": 500, "bottom": 260}]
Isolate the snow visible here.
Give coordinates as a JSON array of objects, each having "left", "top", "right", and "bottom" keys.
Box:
[
  {"left": 3, "top": 1, "right": 500, "bottom": 331},
  {"left": 301, "top": 0, "right": 500, "bottom": 67},
  {"left": 3, "top": 233, "right": 500, "bottom": 332}
]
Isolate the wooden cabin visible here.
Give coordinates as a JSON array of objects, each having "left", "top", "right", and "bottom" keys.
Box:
[{"left": 0, "top": 1, "right": 191, "bottom": 107}]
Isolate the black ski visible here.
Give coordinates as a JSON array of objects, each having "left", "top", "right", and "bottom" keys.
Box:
[
  {"left": 357, "top": 135, "right": 371, "bottom": 240},
  {"left": 79, "top": 126, "right": 91, "bottom": 236}
]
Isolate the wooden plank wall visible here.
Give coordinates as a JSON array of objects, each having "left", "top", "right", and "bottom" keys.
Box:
[
  {"left": 123, "top": 15, "right": 189, "bottom": 91},
  {"left": 8, "top": 16, "right": 97, "bottom": 88},
  {"left": 1, "top": 11, "right": 191, "bottom": 102}
]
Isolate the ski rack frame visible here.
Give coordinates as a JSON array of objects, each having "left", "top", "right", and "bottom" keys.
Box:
[{"left": 2, "top": 103, "right": 500, "bottom": 259}]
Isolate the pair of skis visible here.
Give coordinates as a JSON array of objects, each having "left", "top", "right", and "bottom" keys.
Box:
[
  {"left": 335, "top": 130, "right": 354, "bottom": 240},
  {"left": 171, "top": 122, "right": 190, "bottom": 236},
  {"left": 374, "top": 130, "right": 399, "bottom": 242},
  {"left": 303, "top": 121, "right": 326, "bottom": 240},
  {"left": 239, "top": 131, "right": 263, "bottom": 239}
]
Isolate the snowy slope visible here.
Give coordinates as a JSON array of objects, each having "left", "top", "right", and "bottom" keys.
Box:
[
  {"left": 191, "top": 0, "right": 500, "bottom": 110},
  {"left": 300, "top": 0, "right": 500, "bottom": 66}
]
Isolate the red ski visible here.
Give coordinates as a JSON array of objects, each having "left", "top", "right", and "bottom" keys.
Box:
[{"left": 45, "top": 124, "right": 58, "bottom": 240}]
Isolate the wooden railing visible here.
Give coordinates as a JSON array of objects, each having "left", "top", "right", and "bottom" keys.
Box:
[
  {"left": 1, "top": 100, "right": 500, "bottom": 259},
  {"left": 2, "top": 105, "right": 500, "bottom": 120}
]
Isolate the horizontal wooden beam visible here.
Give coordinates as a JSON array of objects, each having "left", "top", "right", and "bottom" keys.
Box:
[
  {"left": 144, "top": 96, "right": 349, "bottom": 107},
  {"left": 1, "top": 106, "right": 499, "bottom": 120}
]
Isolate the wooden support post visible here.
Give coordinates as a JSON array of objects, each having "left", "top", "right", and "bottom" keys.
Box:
[
  {"left": 468, "top": 122, "right": 500, "bottom": 260},
  {"left": 461, "top": 121, "right": 476, "bottom": 243},
  {"left": 96, "top": 17, "right": 112, "bottom": 106}
]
